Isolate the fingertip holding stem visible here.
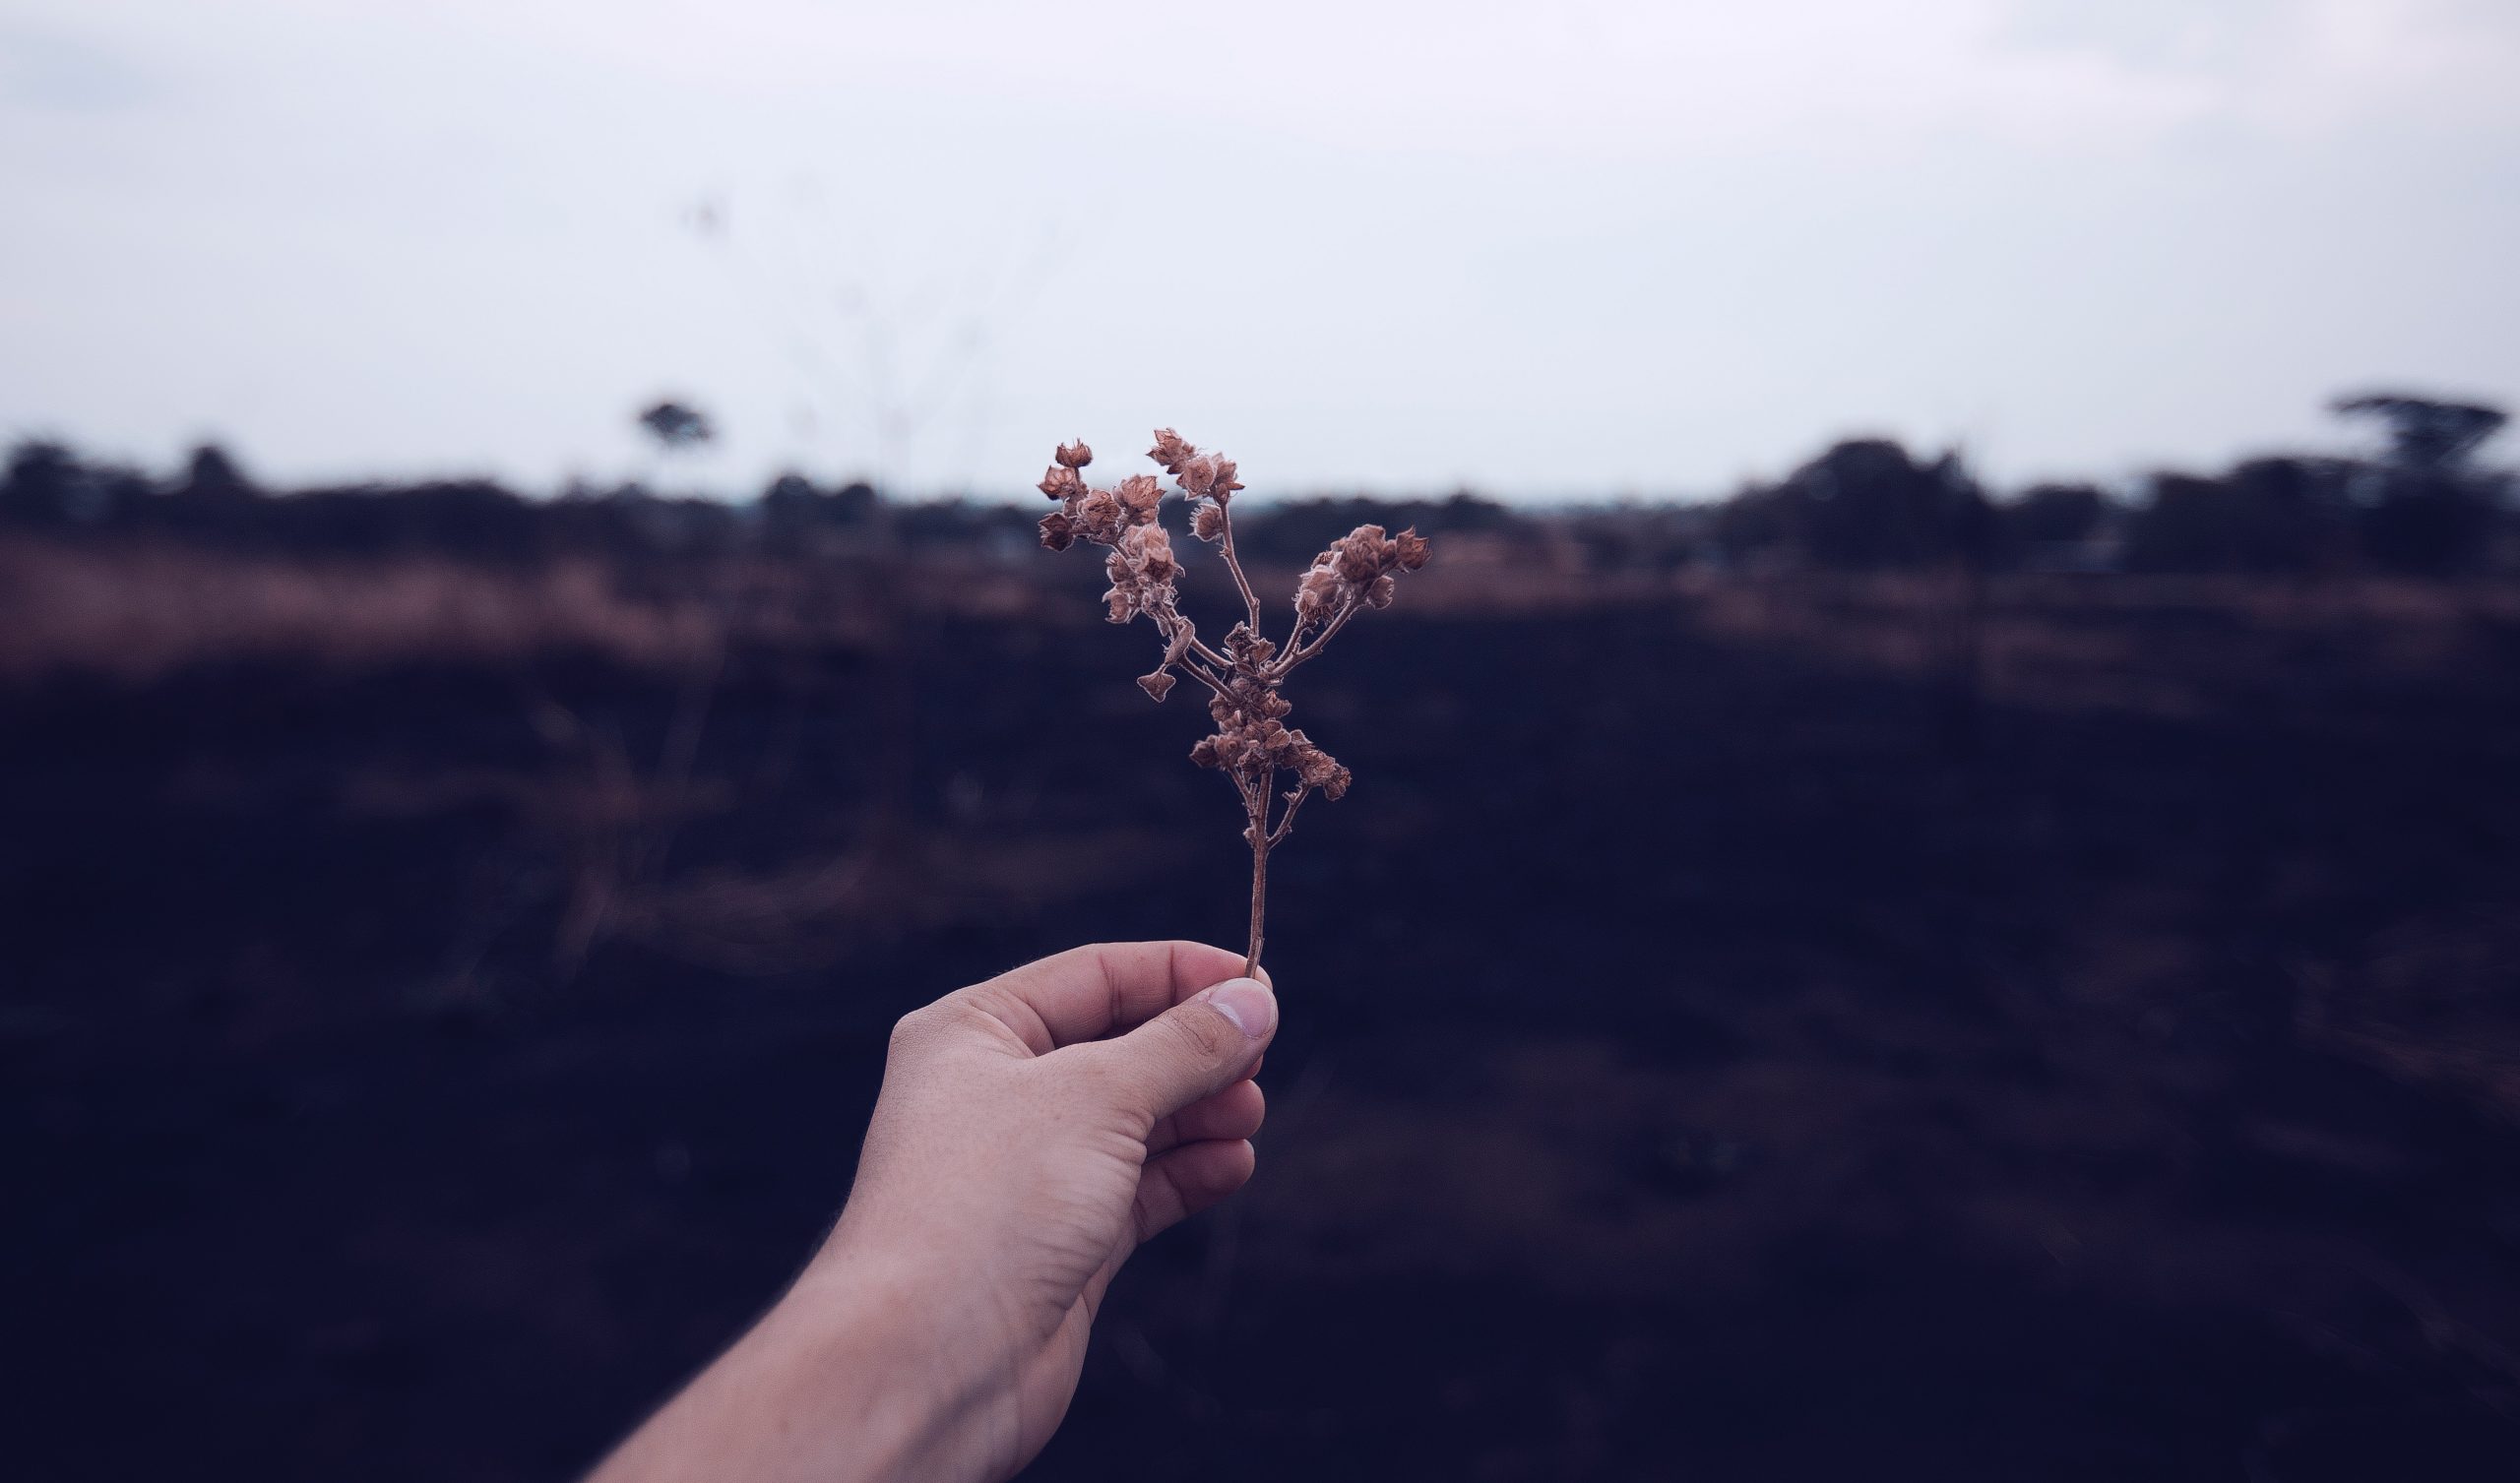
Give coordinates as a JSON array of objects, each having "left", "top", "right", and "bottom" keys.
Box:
[{"left": 1193, "top": 977, "right": 1277, "bottom": 1041}]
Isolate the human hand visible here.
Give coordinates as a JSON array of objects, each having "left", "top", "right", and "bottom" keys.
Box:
[{"left": 588, "top": 941, "right": 1277, "bottom": 1483}]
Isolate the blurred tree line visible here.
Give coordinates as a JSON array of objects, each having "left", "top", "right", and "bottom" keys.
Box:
[
  {"left": 4, "top": 393, "right": 2508, "bottom": 578},
  {"left": 0, "top": 442, "right": 901, "bottom": 565},
  {"left": 1705, "top": 393, "right": 2511, "bottom": 578}
]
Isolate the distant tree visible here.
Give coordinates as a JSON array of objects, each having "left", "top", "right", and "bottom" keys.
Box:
[
  {"left": 2333, "top": 394, "right": 2506, "bottom": 471},
  {"left": 3, "top": 440, "right": 79, "bottom": 525},
  {"left": 833, "top": 480, "right": 879, "bottom": 525},
  {"left": 1562, "top": 504, "right": 1710, "bottom": 575},
  {"left": 761, "top": 471, "right": 816, "bottom": 518},
  {"left": 178, "top": 443, "right": 255, "bottom": 503},
  {"left": 1716, "top": 440, "right": 1990, "bottom": 571},
  {"left": 1709, "top": 478, "right": 1796, "bottom": 567},
  {"left": 892, "top": 498, "right": 1044, "bottom": 549},
  {"left": 636, "top": 401, "right": 717, "bottom": 454},
  {"left": 2003, "top": 484, "right": 2108, "bottom": 545},
  {"left": 2122, "top": 458, "right": 2353, "bottom": 575},
  {"left": 1991, "top": 484, "right": 2114, "bottom": 571},
  {"left": 2333, "top": 393, "right": 2508, "bottom": 576},
  {"left": 759, "top": 472, "right": 876, "bottom": 536},
  {"left": 2358, "top": 473, "right": 2500, "bottom": 576},
  {"left": 1233, "top": 492, "right": 1523, "bottom": 564},
  {"left": 3, "top": 440, "right": 150, "bottom": 526}
]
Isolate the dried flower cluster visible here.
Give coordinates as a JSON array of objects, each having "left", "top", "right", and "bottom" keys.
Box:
[{"left": 1039, "top": 429, "right": 1430, "bottom": 974}]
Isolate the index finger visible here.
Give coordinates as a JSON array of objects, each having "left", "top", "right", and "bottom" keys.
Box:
[{"left": 960, "top": 940, "right": 1259, "bottom": 1053}]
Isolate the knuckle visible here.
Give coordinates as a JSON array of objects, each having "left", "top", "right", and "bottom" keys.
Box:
[
  {"left": 888, "top": 1003, "right": 941, "bottom": 1055},
  {"left": 1164, "top": 1005, "right": 1232, "bottom": 1063}
]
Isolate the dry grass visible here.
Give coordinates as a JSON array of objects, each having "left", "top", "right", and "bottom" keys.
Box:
[
  {"left": 12, "top": 535, "right": 2517, "bottom": 737},
  {"left": 0, "top": 536, "right": 1077, "bottom": 681},
  {"left": 0, "top": 538, "right": 724, "bottom": 679},
  {"left": 1680, "top": 570, "right": 2520, "bottom": 720}
]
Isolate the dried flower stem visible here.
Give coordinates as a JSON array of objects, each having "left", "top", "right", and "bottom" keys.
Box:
[
  {"left": 1035, "top": 430, "right": 1429, "bottom": 975},
  {"left": 1216, "top": 500, "right": 1265, "bottom": 628}
]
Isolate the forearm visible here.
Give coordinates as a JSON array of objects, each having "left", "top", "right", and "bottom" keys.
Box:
[{"left": 587, "top": 1255, "right": 986, "bottom": 1483}]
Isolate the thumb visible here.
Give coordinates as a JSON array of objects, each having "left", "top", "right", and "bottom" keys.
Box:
[{"left": 1088, "top": 977, "right": 1277, "bottom": 1125}]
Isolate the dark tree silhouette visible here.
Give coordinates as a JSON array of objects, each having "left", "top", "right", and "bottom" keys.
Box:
[
  {"left": 3, "top": 440, "right": 152, "bottom": 527},
  {"left": 1717, "top": 440, "right": 1990, "bottom": 571},
  {"left": 636, "top": 401, "right": 717, "bottom": 453},
  {"left": 2122, "top": 459, "right": 2354, "bottom": 575},
  {"left": 3, "top": 440, "right": 80, "bottom": 525},
  {"left": 2334, "top": 393, "right": 2509, "bottom": 576},
  {"left": 179, "top": 443, "right": 256, "bottom": 503},
  {"left": 2002, "top": 484, "right": 2109, "bottom": 546},
  {"left": 760, "top": 472, "right": 877, "bottom": 537},
  {"left": 2334, "top": 394, "right": 2507, "bottom": 471},
  {"left": 1233, "top": 492, "right": 1522, "bottom": 564}
]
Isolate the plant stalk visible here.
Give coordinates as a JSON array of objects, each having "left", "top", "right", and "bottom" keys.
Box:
[{"left": 1243, "top": 834, "right": 1268, "bottom": 978}]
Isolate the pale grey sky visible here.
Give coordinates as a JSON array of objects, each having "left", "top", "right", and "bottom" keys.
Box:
[{"left": 3, "top": 0, "right": 2515, "bottom": 500}]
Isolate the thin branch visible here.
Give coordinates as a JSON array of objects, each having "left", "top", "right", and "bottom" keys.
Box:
[
  {"left": 1152, "top": 606, "right": 1233, "bottom": 698},
  {"left": 1277, "top": 598, "right": 1360, "bottom": 674},
  {"left": 1185, "top": 634, "right": 1235, "bottom": 673},
  {"left": 1178, "top": 655, "right": 1232, "bottom": 700},
  {"left": 1268, "top": 784, "right": 1311, "bottom": 847},
  {"left": 1216, "top": 501, "right": 1263, "bottom": 630},
  {"left": 1239, "top": 770, "right": 1269, "bottom": 840}
]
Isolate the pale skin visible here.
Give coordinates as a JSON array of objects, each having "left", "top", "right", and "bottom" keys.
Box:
[{"left": 587, "top": 941, "right": 1279, "bottom": 1483}]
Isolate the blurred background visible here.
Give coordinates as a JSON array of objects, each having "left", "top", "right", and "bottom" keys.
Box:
[{"left": 8, "top": 3, "right": 2520, "bottom": 1479}]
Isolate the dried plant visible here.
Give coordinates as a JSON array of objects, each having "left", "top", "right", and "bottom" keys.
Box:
[{"left": 1038, "top": 430, "right": 1429, "bottom": 975}]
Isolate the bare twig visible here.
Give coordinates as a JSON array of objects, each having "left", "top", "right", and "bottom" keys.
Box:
[
  {"left": 1215, "top": 499, "right": 1264, "bottom": 629},
  {"left": 1280, "top": 600, "right": 1360, "bottom": 671},
  {"left": 1268, "top": 785, "right": 1311, "bottom": 847},
  {"left": 1035, "top": 430, "right": 1429, "bottom": 974}
]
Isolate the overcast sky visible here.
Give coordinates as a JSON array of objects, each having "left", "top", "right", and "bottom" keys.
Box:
[{"left": 4, "top": 1, "right": 2516, "bottom": 501}]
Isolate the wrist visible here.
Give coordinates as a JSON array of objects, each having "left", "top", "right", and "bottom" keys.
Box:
[{"left": 770, "top": 1254, "right": 990, "bottom": 1483}]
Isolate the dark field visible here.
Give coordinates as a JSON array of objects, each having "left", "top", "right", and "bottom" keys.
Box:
[{"left": 10, "top": 540, "right": 2520, "bottom": 1480}]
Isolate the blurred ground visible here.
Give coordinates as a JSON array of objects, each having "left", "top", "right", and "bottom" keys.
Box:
[{"left": 8, "top": 537, "right": 2520, "bottom": 1481}]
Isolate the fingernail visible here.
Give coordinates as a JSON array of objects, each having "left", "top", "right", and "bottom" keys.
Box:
[{"left": 1201, "top": 978, "right": 1276, "bottom": 1039}]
